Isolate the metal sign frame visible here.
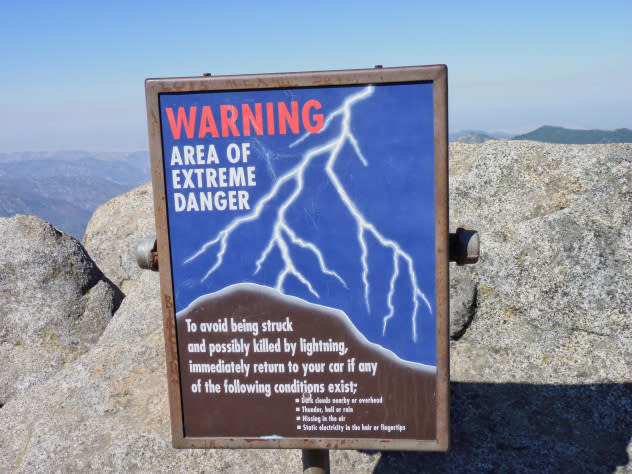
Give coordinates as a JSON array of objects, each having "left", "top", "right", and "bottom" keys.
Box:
[{"left": 145, "top": 65, "right": 449, "bottom": 451}]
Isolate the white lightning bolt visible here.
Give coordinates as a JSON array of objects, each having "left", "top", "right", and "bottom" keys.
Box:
[{"left": 186, "top": 85, "right": 432, "bottom": 341}]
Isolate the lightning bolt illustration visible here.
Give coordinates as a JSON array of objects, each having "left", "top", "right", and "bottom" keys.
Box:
[{"left": 185, "top": 85, "right": 432, "bottom": 341}]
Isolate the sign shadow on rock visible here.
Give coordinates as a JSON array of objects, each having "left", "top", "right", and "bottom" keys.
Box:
[{"left": 374, "top": 382, "right": 632, "bottom": 473}]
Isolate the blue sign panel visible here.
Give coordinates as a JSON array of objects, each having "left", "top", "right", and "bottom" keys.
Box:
[{"left": 160, "top": 83, "right": 436, "bottom": 366}]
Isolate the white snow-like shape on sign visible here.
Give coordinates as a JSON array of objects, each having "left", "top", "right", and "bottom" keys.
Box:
[{"left": 176, "top": 282, "right": 436, "bottom": 373}]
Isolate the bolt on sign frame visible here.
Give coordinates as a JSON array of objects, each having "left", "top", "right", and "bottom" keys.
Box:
[{"left": 145, "top": 65, "right": 449, "bottom": 451}]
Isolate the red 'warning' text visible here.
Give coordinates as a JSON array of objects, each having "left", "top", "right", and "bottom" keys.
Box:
[{"left": 166, "top": 100, "right": 324, "bottom": 139}]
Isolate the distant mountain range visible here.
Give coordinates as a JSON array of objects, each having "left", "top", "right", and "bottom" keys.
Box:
[
  {"left": 451, "top": 132, "right": 496, "bottom": 143},
  {"left": 449, "top": 129, "right": 514, "bottom": 142},
  {"left": 512, "top": 126, "right": 632, "bottom": 144},
  {"left": 450, "top": 126, "right": 632, "bottom": 144},
  {"left": 0, "top": 151, "right": 151, "bottom": 239}
]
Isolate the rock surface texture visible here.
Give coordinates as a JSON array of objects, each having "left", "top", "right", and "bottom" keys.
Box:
[
  {"left": 82, "top": 182, "right": 155, "bottom": 294},
  {"left": 0, "top": 215, "right": 123, "bottom": 407},
  {"left": 1, "top": 141, "right": 631, "bottom": 472},
  {"left": 434, "top": 141, "right": 632, "bottom": 473}
]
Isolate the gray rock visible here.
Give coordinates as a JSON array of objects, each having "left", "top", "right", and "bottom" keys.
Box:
[
  {"left": 448, "top": 141, "right": 632, "bottom": 385},
  {"left": 0, "top": 215, "right": 123, "bottom": 406},
  {"left": 82, "top": 182, "right": 155, "bottom": 294}
]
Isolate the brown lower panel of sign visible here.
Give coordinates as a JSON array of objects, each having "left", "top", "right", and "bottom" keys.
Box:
[{"left": 177, "top": 284, "right": 436, "bottom": 442}]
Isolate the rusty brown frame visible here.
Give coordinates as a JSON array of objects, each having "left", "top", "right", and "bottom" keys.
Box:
[{"left": 145, "top": 65, "right": 449, "bottom": 451}]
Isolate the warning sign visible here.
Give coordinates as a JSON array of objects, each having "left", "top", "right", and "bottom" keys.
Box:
[{"left": 146, "top": 65, "right": 449, "bottom": 451}]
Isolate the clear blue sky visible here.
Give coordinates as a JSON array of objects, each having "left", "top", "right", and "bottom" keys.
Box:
[{"left": 1, "top": 1, "right": 630, "bottom": 151}]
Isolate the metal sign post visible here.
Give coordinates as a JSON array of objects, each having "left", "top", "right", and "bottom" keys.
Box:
[{"left": 145, "top": 65, "right": 452, "bottom": 454}]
